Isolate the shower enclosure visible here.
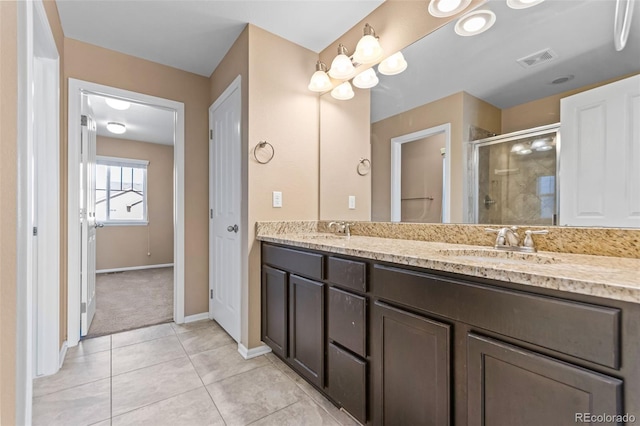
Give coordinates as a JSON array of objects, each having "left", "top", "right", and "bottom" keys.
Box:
[{"left": 472, "top": 124, "right": 559, "bottom": 226}]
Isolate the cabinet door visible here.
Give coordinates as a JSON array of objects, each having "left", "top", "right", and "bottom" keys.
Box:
[
  {"left": 372, "top": 301, "right": 450, "bottom": 426},
  {"left": 327, "top": 343, "right": 367, "bottom": 424},
  {"left": 261, "top": 266, "right": 288, "bottom": 358},
  {"left": 289, "top": 274, "right": 325, "bottom": 388},
  {"left": 468, "top": 334, "right": 623, "bottom": 426}
]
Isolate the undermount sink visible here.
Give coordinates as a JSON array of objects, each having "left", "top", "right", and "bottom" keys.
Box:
[
  {"left": 297, "top": 234, "right": 347, "bottom": 240},
  {"left": 437, "top": 248, "right": 562, "bottom": 265}
]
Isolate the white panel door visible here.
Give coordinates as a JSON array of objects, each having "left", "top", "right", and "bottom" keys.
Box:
[
  {"left": 80, "top": 94, "right": 97, "bottom": 336},
  {"left": 209, "top": 77, "right": 241, "bottom": 342},
  {"left": 560, "top": 75, "right": 640, "bottom": 227}
]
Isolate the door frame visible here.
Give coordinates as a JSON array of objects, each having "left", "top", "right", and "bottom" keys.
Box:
[
  {"left": 16, "top": 0, "right": 60, "bottom": 423},
  {"left": 208, "top": 75, "right": 243, "bottom": 344},
  {"left": 67, "top": 79, "right": 186, "bottom": 347},
  {"left": 390, "top": 123, "right": 452, "bottom": 223}
]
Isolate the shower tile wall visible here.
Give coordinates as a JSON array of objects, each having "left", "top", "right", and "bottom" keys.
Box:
[{"left": 478, "top": 136, "right": 556, "bottom": 226}]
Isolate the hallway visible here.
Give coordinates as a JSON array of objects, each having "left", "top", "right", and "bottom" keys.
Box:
[{"left": 32, "top": 321, "right": 360, "bottom": 426}]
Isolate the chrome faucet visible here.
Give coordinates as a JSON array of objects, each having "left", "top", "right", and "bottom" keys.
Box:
[
  {"left": 328, "top": 221, "right": 355, "bottom": 237},
  {"left": 485, "top": 226, "right": 548, "bottom": 252}
]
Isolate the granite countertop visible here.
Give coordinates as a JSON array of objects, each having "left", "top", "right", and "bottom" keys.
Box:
[{"left": 257, "top": 232, "right": 640, "bottom": 304}]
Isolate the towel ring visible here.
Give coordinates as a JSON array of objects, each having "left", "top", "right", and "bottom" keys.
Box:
[
  {"left": 357, "top": 158, "right": 371, "bottom": 176},
  {"left": 253, "top": 141, "right": 275, "bottom": 164}
]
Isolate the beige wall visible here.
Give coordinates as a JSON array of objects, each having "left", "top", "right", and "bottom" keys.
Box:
[
  {"left": 0, "top": 2, "right": 17, "bottom": 423},
  {"left": 246, "top": 25, "right": 320, "bottom": 347},
  {"left": 64, "top": 38, "right": 211, "bottom": 317},
  {"left": 320, "top": 89, "right": 371, "bottom": 221},
  {"left": 96, "top": 137, "right": 174, "bottom": 270}
]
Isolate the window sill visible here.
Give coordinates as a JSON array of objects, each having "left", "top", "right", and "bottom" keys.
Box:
[{"left": 101, "top": 221, "right": 149, "bottom": 227}]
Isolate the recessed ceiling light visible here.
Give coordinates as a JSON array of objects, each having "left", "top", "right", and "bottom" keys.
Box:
[
  {"left": 106, "top": 122, "right": 126, "bottom": 134},
  {"left": 428, "top": 0, "right": 472, "bottom": 18},
  {"left": 455, "top": 10, "right": 496, "bottom": 36},
  {"left": 507, "top": 0, "right": 545, "bottom": 10},
  {"left": 105, "top": 98, "right": 131, "bottom": 110}
]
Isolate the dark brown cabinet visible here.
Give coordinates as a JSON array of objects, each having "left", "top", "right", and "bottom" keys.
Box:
[
  {"left": 289, "top": 274, "right": 325, "bottom": 388},
  {"left": 327, "top": 342, "right": 367, "bottom": 423},
  {"left": 261, "top": 265, "right": 288, "bottom": 358},
  {"left": 467, "top": 334, "right": 623, "bottom": 426},
  {"left": 371, "top": 301, "right": 451, "bottom": 426}
]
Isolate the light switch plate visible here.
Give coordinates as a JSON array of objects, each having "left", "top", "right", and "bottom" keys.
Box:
[
  {"left": 348, "top": 195, "right": 356, "bottom": 209},
  {"left": 272, "top": 191, "right": 283, "bottom": 208}
]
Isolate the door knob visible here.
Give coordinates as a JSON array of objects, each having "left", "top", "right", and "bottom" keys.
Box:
[{"left": 227, "top": 224, "right": 239, "bottom": 233}]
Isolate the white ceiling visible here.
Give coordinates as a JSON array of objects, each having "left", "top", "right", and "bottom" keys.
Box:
[
  {"left": 56, "top": 0, "right": 385, "bottom": 77},
  {"left": 89, "top": 94, "right": 175, "bottom": 145},
  {"left": 371, "top": 0, "right": 640, "bottom": 122}
]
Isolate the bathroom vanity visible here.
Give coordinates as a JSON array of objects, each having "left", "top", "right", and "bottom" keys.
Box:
[{"left": 258, "top": 230, "right": 640, "bottom": 426}]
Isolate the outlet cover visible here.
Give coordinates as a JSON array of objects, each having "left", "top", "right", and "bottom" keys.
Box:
[
  {"left": 272, "top": 191, "right": 282, "bottom": 208},
  {"left": 348, "top": 195, "right": 356, "bottom": 209}
]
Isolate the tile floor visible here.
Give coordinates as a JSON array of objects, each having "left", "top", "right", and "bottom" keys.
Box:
[{"left": 33, "top": 320, "right": 361, "bottom": 426}]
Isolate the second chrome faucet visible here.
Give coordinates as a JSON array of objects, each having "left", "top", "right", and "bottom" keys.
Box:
[
  {"left": 328, "top": 221, "right": 355, "bottom": 237},
  {"left": 485, "top": 226, "right": 548, "bottom": 253}
]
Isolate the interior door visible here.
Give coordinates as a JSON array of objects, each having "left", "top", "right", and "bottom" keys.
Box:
[
  {"left": 209, "top": 77, "right": 241, "bottom": 342},
  {"left": 80, "top": 93, "right": 97, "bottom": 336}
]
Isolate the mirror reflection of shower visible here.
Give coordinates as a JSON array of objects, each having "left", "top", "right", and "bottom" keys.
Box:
[{"left": 473, "top": 124, "right": 559, "bottom": 226}]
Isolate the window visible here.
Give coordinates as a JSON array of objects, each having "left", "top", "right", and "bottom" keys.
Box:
[{"left": 96, "top": 156, "right": 149, "bottom": 225}]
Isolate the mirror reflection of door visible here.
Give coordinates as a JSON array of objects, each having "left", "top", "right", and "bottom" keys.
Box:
[{"left": 401, "top": 133, "right": 446, "bottom": 223}]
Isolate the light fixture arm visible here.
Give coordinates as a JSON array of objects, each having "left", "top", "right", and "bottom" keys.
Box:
[
  {"left": 363, "top": 23, "right": 378, "bottom": 39},
  {"left": 337, "top": 43, "right": 350, "bottom": 56},
  {"left": 315, "top": 60, "right": 328, "bottom": 72}
]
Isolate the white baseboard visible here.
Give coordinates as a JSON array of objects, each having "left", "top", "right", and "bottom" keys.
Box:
[
  {"left": 59, "top": 341, "right": 68, "bottom": 370},
  {"left": 238, "top": 342, "right": 272, "bottom": 360},
  {"left": 183, "top": 312, "right": 210, "bottom": 323},
  {"left": 96, "top": 263, "right": 174, "bottom": 274}
]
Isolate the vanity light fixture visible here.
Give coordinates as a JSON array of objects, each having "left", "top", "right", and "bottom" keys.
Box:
[
  {"left": 428, "top": 0, "right": 472, "bottom": 17},
  {"left": 308, "top": 61, "right": 332, "bottom": 92},
  {"left": 531, "top": 138, "right": 554, "bottom": 151},
  {"left": 506, "top": 0, "right": 545, "bottom": 10},
  {"left": 353, "top": 24, "right": 384, "bottom": 65},
  {"left": 511, "top": 143, "right": 531, "bottom": 155},
  {"left": 454, "top": 9, "right": 496, "bottom": 36},
  {"left": 105, "top": 98, "right": 131, "bottom": 110},
  {"left": 378, "top": 51, "right": 408, "bottom": 75},
  {"left": 353, "top": 68, "right": 379, "bottom": 89},
  {"left": 106, "top": 122, "right": 126, "bottom": 135},
  {"left": 331, "top": 81, "right": 355, "bottom": 101},
  {"left": 328, "top": 44, "right": 356, "bottom": 80}
]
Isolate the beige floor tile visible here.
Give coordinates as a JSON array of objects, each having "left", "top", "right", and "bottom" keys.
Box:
[
  {"left": 171, "top": 319, "right": 220, "bottom": 334},
  {"left": 112, "top": 357, "right": 203, "bottom": 416},
  {"left": 32, "top": 378, "right": 110, "bottom": 426},
  {"left": 206, "top": 365, "right": 303, "bottom": 425},
  {"left": 112, "top": 323, "right": 175, "bottom": 348},
  {"left": 112, "top": 387, "right": 225, "bottom": 426},
  {"left": 176, "top": 325, "right": 235, "bottom": 355},
  {"left": 251, "top": 396, "right": 340, "bottom": 426},
  {"left": 112, "top": 334, "right": 187, "bottom": 376},
  {"left": 190, "top": 343, "right": 270, "bottom": 385},
  {"left": 88, "top": 420, "right": 111, "bottom": 426},
  {"left": 295, "top": 380, "right": 361, "bottom": 426},
  {"left": 66, "top": 335, "right": 111, "bottom": 359},
  {"left": 33, "top": 351, "right": 111, "bottom": 397}
]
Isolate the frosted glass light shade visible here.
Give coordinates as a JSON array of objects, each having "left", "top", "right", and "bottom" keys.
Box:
[
  {"left": 105, "top": 98, "right": 131, "bottom": 110},
  {"left": 107, "top": 122, "right": 126, "bottom": 134},
  {"left": 308, "top": 70, "right": 332, "bottom": 92},
  {"left": 353, "top": 68, "right": 379, "bottom": 89},
  {"left": 353, "top": 35, "right": 383, "bottom": 64},
  {"left": 378, "top": 52, "right": 407, "bottom": 75},
  {"left": 329, "top": 54, "right": 355, "bottom": 80},
  {"left": 455, "top": 10, "right": 496, "bottom": 36},
  {"left": 331, "top": 81, "right": 355, "bottom": 100},
  {"left": 428, "top": 0, "right": 472, "bottom": 17},
  {"left": 507, "top": 0, "right": 544, "bottom": 9}
]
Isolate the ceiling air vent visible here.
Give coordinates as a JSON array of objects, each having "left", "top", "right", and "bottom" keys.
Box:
[{"left": 516, "top": 48, "right": 558, "bottom": 69}]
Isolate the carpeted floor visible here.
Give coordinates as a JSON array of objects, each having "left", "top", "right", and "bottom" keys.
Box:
[{"left": 87, "top": 267, "right": 173, "bottom": 338}]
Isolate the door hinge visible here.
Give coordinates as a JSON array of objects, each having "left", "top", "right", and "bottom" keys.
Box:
[
  {"left": 210, "top": 209, "right": 213, "bottom": 219},
  {"left": 81, "top": 115, "right": 88, "bottom": 127},
  {"left": 81, "top": 302, "right": 87, "bottom": 314},
  {"left": 32, "top": 226, "right": 38, "bottom": 236},
  {"left": 209, "top": 130, "right": 213, "bottom": 140},
  {"left": 210, "top": 289, "right": 213, "bottom": 299}
]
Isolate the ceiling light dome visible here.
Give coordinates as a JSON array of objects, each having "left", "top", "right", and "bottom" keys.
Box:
[
  {"left": 428, "top": 0, "right": 472, "bottom": 17},
  {"left": 455, "top": 9, "right": 496, "bottom": 36},
  {"left": 106, "top": 122, "right": 126, "bottom": 135},
  {"left": 328, "top": 44, "right": 356, "bottom": 80},
  {"left": 331, "top": 81, "right": 355, "bottom": 101},
  {"left": 378, "top": 52, "right": 407, "bottom": 76},
  {"left": 105, "top": 98, "right": 131, "bottom": 110},
  {"left": 308, "top": 61, "right": 332, "bottom": 92},
  {"left": 507, "top": 0, "right": 545, "bottom": 10},
  {"left": 353, "top": 24, "right": 384, "bottom": 65},
  {"left": 353, "top": 68, "right": 379, "bottom": 89}
]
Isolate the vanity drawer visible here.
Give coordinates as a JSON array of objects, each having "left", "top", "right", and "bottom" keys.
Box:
[
  {"left": 329, "top": 287, "right": 366, "bottom": 358},
  {"left": 262, "top": 244, "right": 323, "bottom": 280},
  {"left": 327, "top": 342, "right": 367, "bottom": 424},
  {"left": 327, "top": 256, "right": 367, "bottom": 292},
  {"left": 372, "top": 264, "right": 621, "bottom": 369}
]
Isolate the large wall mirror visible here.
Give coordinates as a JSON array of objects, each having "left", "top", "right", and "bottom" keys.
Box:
[{"left": 357, "top": 0, "right": 639, "bottom": 227}]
